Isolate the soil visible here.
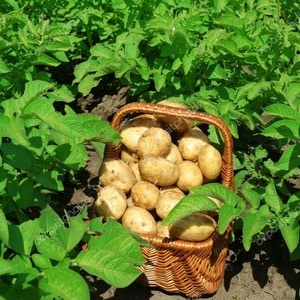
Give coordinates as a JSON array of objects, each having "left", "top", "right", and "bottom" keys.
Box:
[{"left": 62, "top": 85, "right": 300, "bottom": 300}]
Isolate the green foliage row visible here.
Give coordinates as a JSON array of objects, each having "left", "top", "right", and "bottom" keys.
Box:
[{"left": 0, "top": 0, "right": 300, "bottom": 298}]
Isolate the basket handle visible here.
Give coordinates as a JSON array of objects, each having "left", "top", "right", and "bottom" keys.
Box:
[{"left": 106, "top": 102, "right": 234, "bottom": 191}]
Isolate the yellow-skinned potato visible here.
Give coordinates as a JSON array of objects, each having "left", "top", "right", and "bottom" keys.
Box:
[
  {"left": 120, "top": 146, "right": 138, "bottom": 163},
  {"left": 176, "top": 161, "right": 203, "bottom": 192},
  {"left": 99, "top": 159, "right": 137, "bottom": 193},
  {"left": 169, "top": 213, "right": 217, "bottom": 242},
  {"left": 138, "top": 155, "right": 180, "bottom": 187},
  {"left": 94, "top": 185, "right": 127, "bottom": 221},
  {"left": 178, "top": 127, "right": 210, "bottom": 161},
  {"left": 128, "top": 161, "right": 142, "bottom": 182},
  {"left": 131, "top": 181, "right": 160, "bottom": 210},
  {"left": 198, "top": 144, "right": 222, "bottom": 181},
  {"left": 137, "top": 127, "right": 172, "bottom": 158},
  {"left": 121, "top": 206, "right": 157, "bottom": 235},
  {"left": 160, "top": 186, "right": 184, "bottom": 194},
  {"left": 120, "top": 114, "right": 162, "bottom": 152},
  {"left": 155, "top": 100, "right": 194, "bottom": 133},
  {"left": 156, "top": 190, "right": 185, "bottom": 220},
  {"left": 165, "top": 143, "right": 183, "bottom": 164}
]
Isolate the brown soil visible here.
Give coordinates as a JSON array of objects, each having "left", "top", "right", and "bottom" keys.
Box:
[{"left": 66, "top": 88, "right": 300, "bottom": 300}]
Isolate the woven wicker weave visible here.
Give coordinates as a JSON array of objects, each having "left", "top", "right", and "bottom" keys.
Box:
[{"left": 103, "top": 102, "right": 234, "bottom": 298}]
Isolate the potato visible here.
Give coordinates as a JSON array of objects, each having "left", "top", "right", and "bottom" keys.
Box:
[
  {"left": 198, "top": 144, "right": 222, "bottom": 181},
  {"left": 169, "top": 213, "right": 217, "bottom": 242},
  {"left": 165, "top": 143, "right": 183, "bottom": 164},
  {"left": 94, "top": 185, "right": 127, "bottom": 220},
  {"left": 126, "top": 196, "right": 135, "bottom": 207},
  {"left": 176, "top": 161, "right": 203, "bottom": 192},
  {"left": 99, "top": 159, "right": 137, "bottom": 193},
  {"left": 178, "top": 127, "right": 210, "bottom": 161},
  {"left": 122, "top": 206, "right": 157, "bottom": 235},
  {"left": 157, "top": 221, "right": 170, "bottom": 238},
  {"left": 121, "top": 146, "right": 138, "bottom": 163},
  {"left": 155, "top": 100, "right": 194, "bottom": 133},
  {"left": 128, "top": 161, "right": 142, "bottom": 182},
  {"left": 138, "top": 155, "right": 180, "bottom": 187},
  {"left": 120, "top": 114, "right": 162, "bottom": 152},
  {"left": 156, "top": 190, "right": 185, "bottom": 219},
  {"left": 131, "top": 181, "right": 160, "bottom": 210},
  {"left": 160, "top": 186, "right": 184, "bottom": 194},
  {"left": 137, "top": 127, "right": 172, "bottom": 158}
]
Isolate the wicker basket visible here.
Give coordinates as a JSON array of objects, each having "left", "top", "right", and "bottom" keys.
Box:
[{"left": 102, "top": 102, "right": 234, "bottom": 298}]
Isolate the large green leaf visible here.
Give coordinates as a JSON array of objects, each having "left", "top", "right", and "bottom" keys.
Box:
[
  {"left": 39, "top": 267, "right": 89, "bottom": 300},
  {"left": 76, "top": 219, "right": 145, "bottom": 287},
  {"left": 76, "top": 247, "right": 142, "bottom": 288},
  {"left": 263, "top": 103, "right": 300, "bottom": 120},
  {"left": 0, "top": 116, "right": 30, "bottom": 147},
  {"left": 190, "top": 183, "right": 238, "bottom": 206},
  {"left": 0, "top": 255, "right": 31, "bottom": 276},
  {"left": 162, "top": 194, "right": 218, "bottom": 225},
  {"left": 265, "top": 180, "right": 283, "bottom": 214},
  {"left": 8, "top": 219, "right": 39, "bottom": 255},
  {"left": 35, "top": 235, "right": 67, "bottom": 261},
  {"left": 56, "top": 214, "right": 88, "bottom": 252},
  {"left": 242, "top": 206, "right": 269, "bottom": 251},
  {"left": 0, "top": 208, "right": 9, "bottom": 244},
  {"left": 280, "top": 218, "right": 300, "bottom": 253},
  {"left": 261, "top": 119, "right": 300, "bottom": 139}
]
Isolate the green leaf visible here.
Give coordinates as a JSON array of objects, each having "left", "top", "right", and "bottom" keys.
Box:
[
  {"left": 33, "top": 170, "right": 64, "bottom": 191},
  {"left": 76, "top": 247, "right": 142, "bottom": 288},
  {"left": 190, "top": 183, "right": 238, "bottom": 206},
  {"left": 162, "top": 194, "right": 218, "bottom": 226},
  {"left": 35, "top": 53, "right": 61, "bottom": 67},
  {"left": 56, "top": 214, "right": 87, "bottom": 252},
  {"left": 55, "top": 143, "right": 87, "bottom": 169},
  {"left": 35, "top": 235, "right": 67, "bottom": 261},
  {"left": 265, "top": 180, "right": 283, "bottom": 214},
  {"left": 240, "top": 187, "right": 261, "bottom": 209},
  {"left": 285, "top": 83, "right": 300, "bottom": 110},
  {"left": 153, "top": 71, "right": 166, "bottom": 91},
  {"left": 78, "top": 73, "right": 100, "bottom": 96},
  {"left": 39, "top": 267, "right": 89, "bottom": 300},
  {"left": 4, "top": 80, "right": 55, "bottom": 113},
  {"left": 273, "top": 144, "right": 300, "bottom": 176},
  {"left": 261, "top": 119, "right": 300, "bottom": 139},
  {"left": 0, "top": 255, "right": 31, "bottom": 276},
  {"left": 76, "top": 219, "right": 145, "bottom": 287},
  {"left": 215, "top": 12, "right": 243, "bottom": 29},
  {"left": 39, "top": 205, "right": 64, "bottom": 233},
  {"left": 263, "top": 103, "right": 300, "bottom": 120},
  {"left": 242, "top": 207, "right": 268, "bottom": 251},
  {"left": 208, "top": 64, "right": 227, "bottom": 80},
  {"left": 0, "top": 59, "right": 10, "bottom": 74},
  {"left": 48, "top": 85, "right": 74, "bottom": 103},
  {"left": 1, "top": 143, "right": 35, "bottom": 173},
  {"left": 213, "top": 0, "right": 229, "bottom": 13},
  {"left": 89, "top": 219, "right": 145, "bottom": 265},
  {"left": 32, "top": 253, "right": 52, "bottom": 269},
  {"left": 216, "top": 39, "right": 241, "bottom": 57},
  {"left": 218, "top": 204, "right": 237, "bottom": 234},
  {"left": 0, "top": 116, "right": 30, "bottom": 147},
  {"left": 280, "top": 218, "right": 299, "bottom": 253},
  {"left": 0, "top": 208, "right": 9, "bottom": 244},
  {"left": 8, "top": 219, "right": 39, "bottom": 255}
]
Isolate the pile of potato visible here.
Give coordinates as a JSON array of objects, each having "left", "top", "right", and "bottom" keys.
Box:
[{"left": 95, "top": 100, "right": 223, "bottom": 242}]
